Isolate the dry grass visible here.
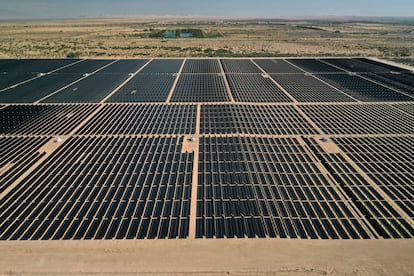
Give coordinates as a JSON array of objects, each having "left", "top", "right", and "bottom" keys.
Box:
[{"left": 0, "top": 18, "right": 413, "bottom": 58}]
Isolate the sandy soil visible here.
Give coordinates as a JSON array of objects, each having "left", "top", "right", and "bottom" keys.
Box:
[
  {"left": 0, "top": 18, "right": 413, "bottom": 58},
  {"left": 0, "top": 239, "right": 413, "bottom": 275}
]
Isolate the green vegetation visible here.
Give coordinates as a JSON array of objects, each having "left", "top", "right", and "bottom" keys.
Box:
[
  {"left": 66, "top": 51, "right": 81, "bottom": 58},
  {"left": 148, "top": 28, "right": 222, "bottom": 38}
]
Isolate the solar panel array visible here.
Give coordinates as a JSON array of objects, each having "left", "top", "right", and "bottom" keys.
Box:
[
  {"left": 197, "top": 136, "right": 372, "bottom": 239},
  {"left": 226, "top": 74, "right": 292, "bottom": 102},
  {"left": 0, "top": 58, "right": 413, "bottom": 241},
  {"left": 200, "top": 104, "right": 317, "bottom": 135}
]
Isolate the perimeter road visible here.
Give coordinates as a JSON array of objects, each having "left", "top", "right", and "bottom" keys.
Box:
[
  {"left": 1, "top": 239, "right": 413, "bottom": 275},
  {"left": 188, "top": 103, "right": 201, "bottom": 238}
]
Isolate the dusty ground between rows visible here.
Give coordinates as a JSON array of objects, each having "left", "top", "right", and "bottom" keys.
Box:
[{"left": 0, "top": 239, "right": 413, "bottom": 275}]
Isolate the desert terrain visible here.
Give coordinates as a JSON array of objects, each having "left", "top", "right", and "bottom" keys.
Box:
[{"left": 0, "top": 17, "right": 413, "bottom": 61}]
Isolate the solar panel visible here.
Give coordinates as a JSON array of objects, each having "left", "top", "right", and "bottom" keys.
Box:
[
  {"left": 288, "top": 59, "right": 345, "bottom": 73},
  {"left": 360, "top": 72, "right": 414, "bottom": 97},
  {"left": 393, "top": 104, "right": 414, "bottom": 115},
  {"left": 200, "top": 104, "right": 317, "bottom": 135},
  {"left": 55, "top": 59, "right": 115, "bottom": 74},
  {"left": 197, "top": 136, "right": 373, "bottom": 239},
  {"left": 171, "top": 74, "right": 230, "bottom": 102},
  {"left": 316, "top": 74, "right": 414, "bottom": 102},
  {"left": 0, "top": 57, "right": 413, "bottom": 243},
  {"left": 299, "top": 104, "right": 414, "bottom": 135},
  {"left": 41, "top": 73, "right": 131, "bottom": 103},
  {"left": 140, "top": 59, "right": 183, "bottom": 73},
  {"left": 77, "top": 104, "right": 196, "bottom": 135},
  {"left": 0, "top": 73, "right": 36, "bottom": 91},
  {"left": 270, "top": 74, "right": 357, "bottom": 102},
  {"left": 97, "top": 59, "right": 149, "bottom": 74},
  {"left": 0, "top": 104, "right": 98, "bottom": 135},
  {"left": 304, "top": 137, "right": 414, "bottom": 238},
  {"left": 0, "top": 73, "right": 84, "bottom": 103},
  {"left": 221, "top": 59, "right": 263, "bottom": 73},
  {"left": 253, "top": 59, "right": 304, "bottom": 73},
  {"left": 321, "top": 58, "right": 400, "bottom": 73},
  {"left": 0, "top": 59, "right": 79, "bottom": 75},
  {"left": 0, "top": 136, "right": 193, "bottom": 240},
  {"left": 356, "top": 58, "right": 411, "bottom": 73},
  {"left": 226, "top": 74, "right": 292, "bottom": 102},
  {"left": 333, "top": 136, "right": 414, "bottom": 219},
  {"left": 0, "top": 59, "right": 80, "bottom": 91},
  {"left": 106, "top": 74, "right": 176, "bottom": 102},
  {"left": 182, "top": 59, "right": 221, "bottom": 73},
  {"left": 0, "top": 137, "right": 49, "bottom": 193}
]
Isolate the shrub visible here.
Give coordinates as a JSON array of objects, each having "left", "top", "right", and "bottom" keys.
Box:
[{"left": 66, "top": 52, "right": 81, "bottom": 58}]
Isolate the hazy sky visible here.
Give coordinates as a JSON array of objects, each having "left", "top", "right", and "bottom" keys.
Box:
[{"left": 0, "top": 0, "right": 413, "bottom": 19}]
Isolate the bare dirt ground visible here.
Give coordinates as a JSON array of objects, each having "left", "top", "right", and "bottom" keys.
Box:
[
  {"left": 0, "top": 17, "right": 413, "bottom": 59},
  {"left": 1, "top": 239, "right": 413, "bottom": 275}
]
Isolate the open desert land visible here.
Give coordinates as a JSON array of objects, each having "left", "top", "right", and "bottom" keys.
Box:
[{"left": 0, "top": 17, "right": 413, "bottom": 61}]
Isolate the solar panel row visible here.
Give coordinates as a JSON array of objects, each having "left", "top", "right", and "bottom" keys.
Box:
[
  {"left": 226, "top": 74, "right": 292, "bottom": 102},
  {"left": 361, "top": 72, "right": 414, "bottom": 97},
  {"left": 270, "top": 74, "right": 357, "bottom": 102},
  {"left": 0, "top": 137, "right": 49, "bottom": 193},
  {"left": 1, "top": 103, "right": 412, "bottom": 137},
  {"left": 315, "top": 74, "right": 413, "bottom": 102},
  {"left": 0, "top": 136, "right": 193, "bottom": 240},
  {"left": 77, "top": 104, "right": 197, "bottom": 135},
  {"left": 333, "top": 136, "right": 414, "bottom": 219},
  {"left": 304, "top": 137, "right": 414, "bottom": 238},
  {"left": 253, "top": 59, "right": 304, "bottom": 74},
  {"left": 288, "top": 59, "right": 344, "bottom": 73},
  {"left": 171, "top": 74, "right": 230, "bottom": 102},
  {"left": 299, "top": 104, "right": 414, "bottom": 135},
  {"left": 394, "top": 103, "right": 414, "bottom": 115},
  {"left": 106, "top": 74, "right": 176, "bottom": 103},
  {"left": 221, "top": 59, "right": 263, "bottom": 73},
  {"left": 1, "top": 58, "right": 413, "bottom": 104},
  {"left": 322, "top": 58, "right": 405, "bottom": 73},
  {"left": 197, "top": 136, "right": 373, "bottom": 239},
  {"left": 200, "top": 104, "right": 317, "bottom": 135},
  {"left": 0, "top": 104, "right": 98, "bottom": 135}
]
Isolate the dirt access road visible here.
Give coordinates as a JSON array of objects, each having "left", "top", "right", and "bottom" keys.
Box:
[{"left": 1, "top": 239, "right": 413, "bottom": 275}]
